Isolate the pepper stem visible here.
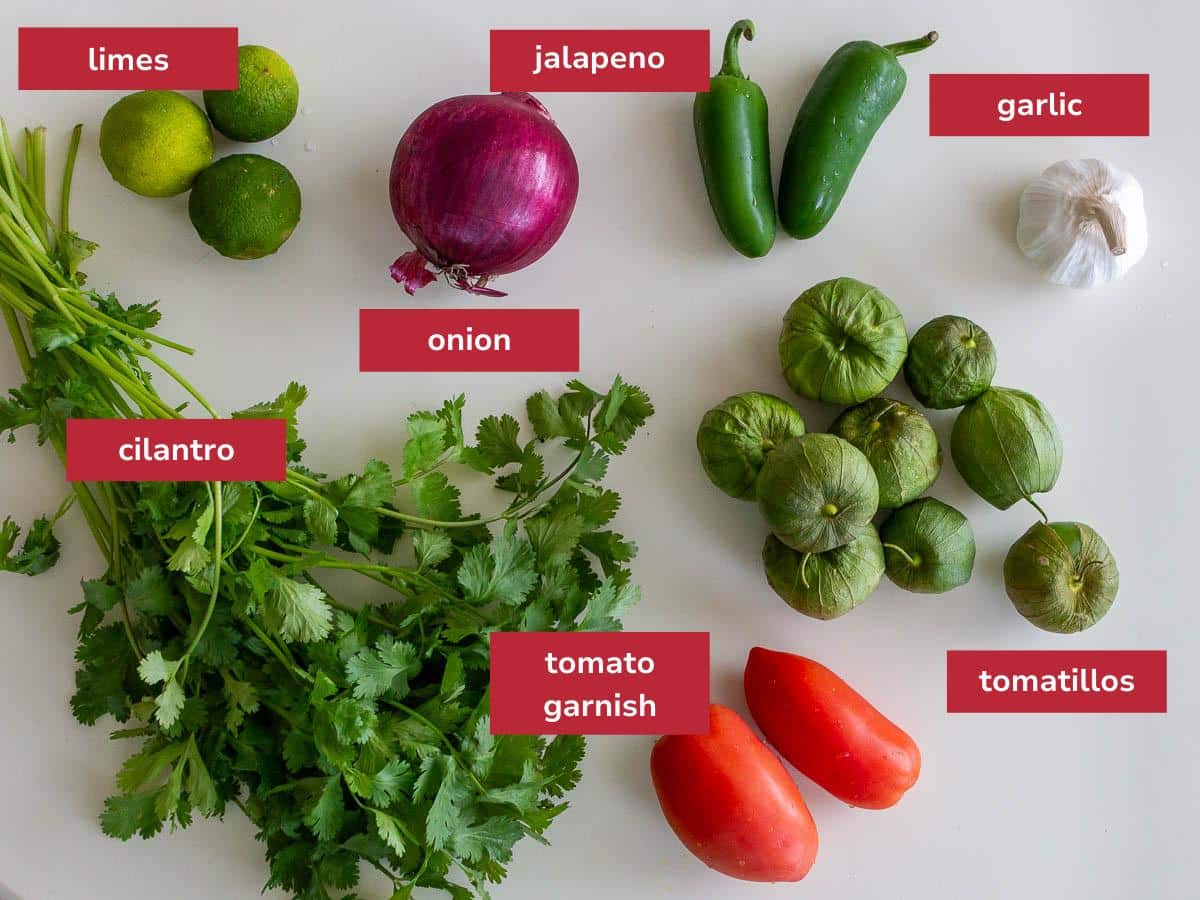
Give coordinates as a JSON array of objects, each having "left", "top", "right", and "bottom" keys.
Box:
[
  {"left": 883, "top": 31, "right": 939, "bottom": 57},
  {"left": 718, "top": 19, "right": 755, "bottom": 79},
  {"left": 1089, "top": 200, "right": 1127, "bottom": 256}
]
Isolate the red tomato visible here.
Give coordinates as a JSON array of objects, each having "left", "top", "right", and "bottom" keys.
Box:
[
  {"left": 744, "top": 647, "right": 921, "bottom": 810},
  {"left": 650, "top": 703, "right": 818, "bottom": 882}
]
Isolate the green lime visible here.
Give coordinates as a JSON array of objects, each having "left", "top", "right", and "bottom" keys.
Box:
[
  {"left": 203, "top": 45, "right": 299, "bottom": 142},
  {"left": 188, "top": 154, "right": 301, "bottom": 259},
  {"left": 99, "top": 91, "right": 213, "bottom": 197}
]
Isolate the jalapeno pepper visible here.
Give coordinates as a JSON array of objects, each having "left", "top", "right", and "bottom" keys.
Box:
[
  {"left": 693, "top": 20, "right": 776, "bottom": 258},
  {"left": 778, "top": 31, "right": 938, "bottom": 239}
]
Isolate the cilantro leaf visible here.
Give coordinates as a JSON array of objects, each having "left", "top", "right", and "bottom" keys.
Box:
[
  {"left": 100, "top": 791, "right": 164, "bottom": 840},
  {"left": 233, "top": 382, "right": 308, "bottom": 460},
  {"left": 373, "top": 809, "right": 407, "bottom": 855},
  {"left": 569, "top": 443, "right": 609, "bottom": 484},
  {"left": 457, "top": 532, "right": 537, "bottom": 606},
  {"left": 526, "top": 390, "right": 581, "bottom": 442},
  {"left": 0, "top": 514, "right": 61, "bottom": 575},
  {"left": 577, "top": 579, "right": 641, "bottom": 631},
  {"left": 135, "top": 650, "right": 175, "bottom": 687},
  {"left": 223, "top": 674, "right": 260, "bottom": 734},
  {"left": 410, "top": 472, "right": 464, "bottom": 522},
  {"left": 137, "top": 651, "right": 185, "bottom": 728},
  {"left": 423, "top": 758, "right": 470, "bottom": 852},
  {"left": 303, "top": 498, "right": 338, "bottom": 545},
  {"left": 182, "top": 737, "right": 220, "bottom": 816},
  {"left": 95, "top": 294, "right": 160, "bottom": 330},
  {"left": 593, "top": 377, "right": 654, "bottom": 454},
  {"left": 55, "top": 230, "right": 97, "bottom": 279},
  {"left": 454, "top": 818, "right": 524, "bottom": 864},
  {"left": 303, "top": 775, "right": 346, "bottom": 841},
  {"left": 345, "top": 636, "right": 420, "bottom": 700},
  {"left": 345, "top": 459, "right": 395, "bottom": 509},
  {"left": 525, "top": 506, "right": 586, "bottom": 569},
  {"left": 579, "top": 531, "right": 638, "bottom": 577},
  {"left": 474, "top": 414, "right": 524, "bottom": 469},
  {"left": 76, "top": 577, "right": 122, "bottom": 636},
  {"left": 71, "top": 624, "right": 137, "bottom": 725},
  {"left": 413, "top": 529, "right": 453, "bottom": 571},
  {"left": 266, "top": 576, "right": 333, "bottom": 643},
  {"left": 125, "top": 565, "right": 176, "bottom": 616},
  {"left": 541, "top": 735, "right": 587, "bottom": 799},
  {"left": 403, "top": 412, "right": 448, "bottom": 477},
  {"left": 0, "top": 391, "right": 39, "bottom": 438},
  {"left": 31, "top": 309, "right": 80, "bottom": 352},
  {"left": 166, "top": 537, "right": 210, "bottom": 575},
  {"left": 369, "top": 759, "right": 415, "bottom": 807}
]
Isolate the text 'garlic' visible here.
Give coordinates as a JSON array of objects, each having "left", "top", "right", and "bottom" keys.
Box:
[{"left": 1016, "top": 159, "right": 1147, "bottom": 289}]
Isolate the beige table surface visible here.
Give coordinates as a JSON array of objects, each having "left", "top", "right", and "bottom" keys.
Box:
[{"left": 1, "top": 0, "right": 1196, "bottom": 898}]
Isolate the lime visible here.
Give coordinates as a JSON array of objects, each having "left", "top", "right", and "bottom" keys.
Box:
[
  {"left": 99, "top": 91, "right": 213, "bottom": 197},
  {"left": 203, "top": 46, "right": 299, "bottom": 142},
  {"left": 188, "top": 154, "right": 301, "bottom": 259}
]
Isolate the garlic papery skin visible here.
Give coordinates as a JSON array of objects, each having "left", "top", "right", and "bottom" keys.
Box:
[{"left": 1016, "top": 159, "right": 1148, "bottom": 289}]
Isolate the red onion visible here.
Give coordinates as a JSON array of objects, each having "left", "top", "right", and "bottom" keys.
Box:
[{"left": 388, "top": 92, "right": 579, "bottom": 297}]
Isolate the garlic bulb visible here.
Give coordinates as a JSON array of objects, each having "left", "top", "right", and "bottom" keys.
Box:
[{"left": 1016, "top": 159, "right": 1147, "bottom": 289}]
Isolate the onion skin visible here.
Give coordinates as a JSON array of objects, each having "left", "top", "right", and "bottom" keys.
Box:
[{"left": 388, "top": 92, "right": 579, "bottom": 296}]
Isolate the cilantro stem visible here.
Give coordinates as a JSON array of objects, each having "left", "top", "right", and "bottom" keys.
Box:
[
  {"left": 1, "top": 303, "right": 31, "bottom": 372},
  {"left": 102, "top": 481, "right": 143, "bottom": 657},
  {"left": 254, "top": 541, "right": 458, "bottom": 605},
  {"left": 221, "top": 492, "right": 262, "bottom": 560},
  {"left": 0, "top": 214, "right": 78, "bottom": 327},
  {"left": 391, "top": 448, "right": 457, "bottom": 486},
  {"left": 69, "top": 343, "right": 177, "bottom": 418},
  {"left": 22, "top": 128, "right": 48, "bottom": 248},
  {"left": 243, "top": 618, "right": 312, "bottom": 683},
  {"left": 181, "top": 483, "right": 223, "bottom": 665},
  {"left": 59, "top": 124, "right": 81, "bottom": 235},
  {"left": 57, "top": 287, "right": 196, "bottom": 355},
  {"left": 362, "top": 856, "right": 403, "bottom": 889},
  {"left": 371, "top": 446, "right": 584, "bottom": 530}
]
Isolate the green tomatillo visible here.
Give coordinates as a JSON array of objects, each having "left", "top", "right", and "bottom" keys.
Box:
[
  {"left": 762, "top": 527, "right": 885, "bottom": 619},
  {"left": 879, "top": 497, "right": 975, "bottom": 593},
  {"left": 904, "top": 315, "right": 997, "bottom": 409},
  {"left": 950, "top": 387, "right": 1062, "bottom": 515},
  {"left": 756, "top": 433, "right": 879, "bottom": 554},
  {"left": 829, "top": 397, "right": 941, "bottom": 508},
  {"left": 1003, "top": 520, "right": 1119, "bottom": 633},
  {"left": 696, "top": 392, "right": 806, "bottom": 500},
  {"left": 779, "top": 277, "right": 908, "bottom": 405}
]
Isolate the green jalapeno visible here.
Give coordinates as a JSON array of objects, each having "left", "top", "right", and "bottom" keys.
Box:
[
  {"left": 693, "top": 20, "right": 776, "bottom": 258},
  {"left": 779, "top": 31, "right": 938, "bottom": 239}
]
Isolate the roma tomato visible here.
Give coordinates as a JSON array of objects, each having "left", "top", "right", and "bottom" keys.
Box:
[
  {"left": 650, "top": 703, "right": 818, "bottom": 882},
  {"left": 744, "top": 647, "right": 920, "bottom": 809}
]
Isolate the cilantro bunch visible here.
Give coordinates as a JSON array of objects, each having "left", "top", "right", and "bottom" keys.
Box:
[{"left": 0, "top": 123, "right": 653, "bottom": 899}]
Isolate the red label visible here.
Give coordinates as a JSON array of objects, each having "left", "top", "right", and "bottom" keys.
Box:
[
  {"left": 946, "top": 650, "right": 1167, "bottom": 713},
  {"left": 18, "top": 27, "right": 238, "bottom": 90},
  {"left": 65, "top": 418, "right": 287, "bottom": 482},
  {"left": 489, "top": 632, "right": 710, "bottom": 735},
  {"left": 929, "top": 74, "right": 1149, "bottom": 136},
  {"left": 359, "top": 309, "right": 579, "bottom": 373},
  {"left": 490, "top": 30, "right": 709, "bottom": 92}
]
